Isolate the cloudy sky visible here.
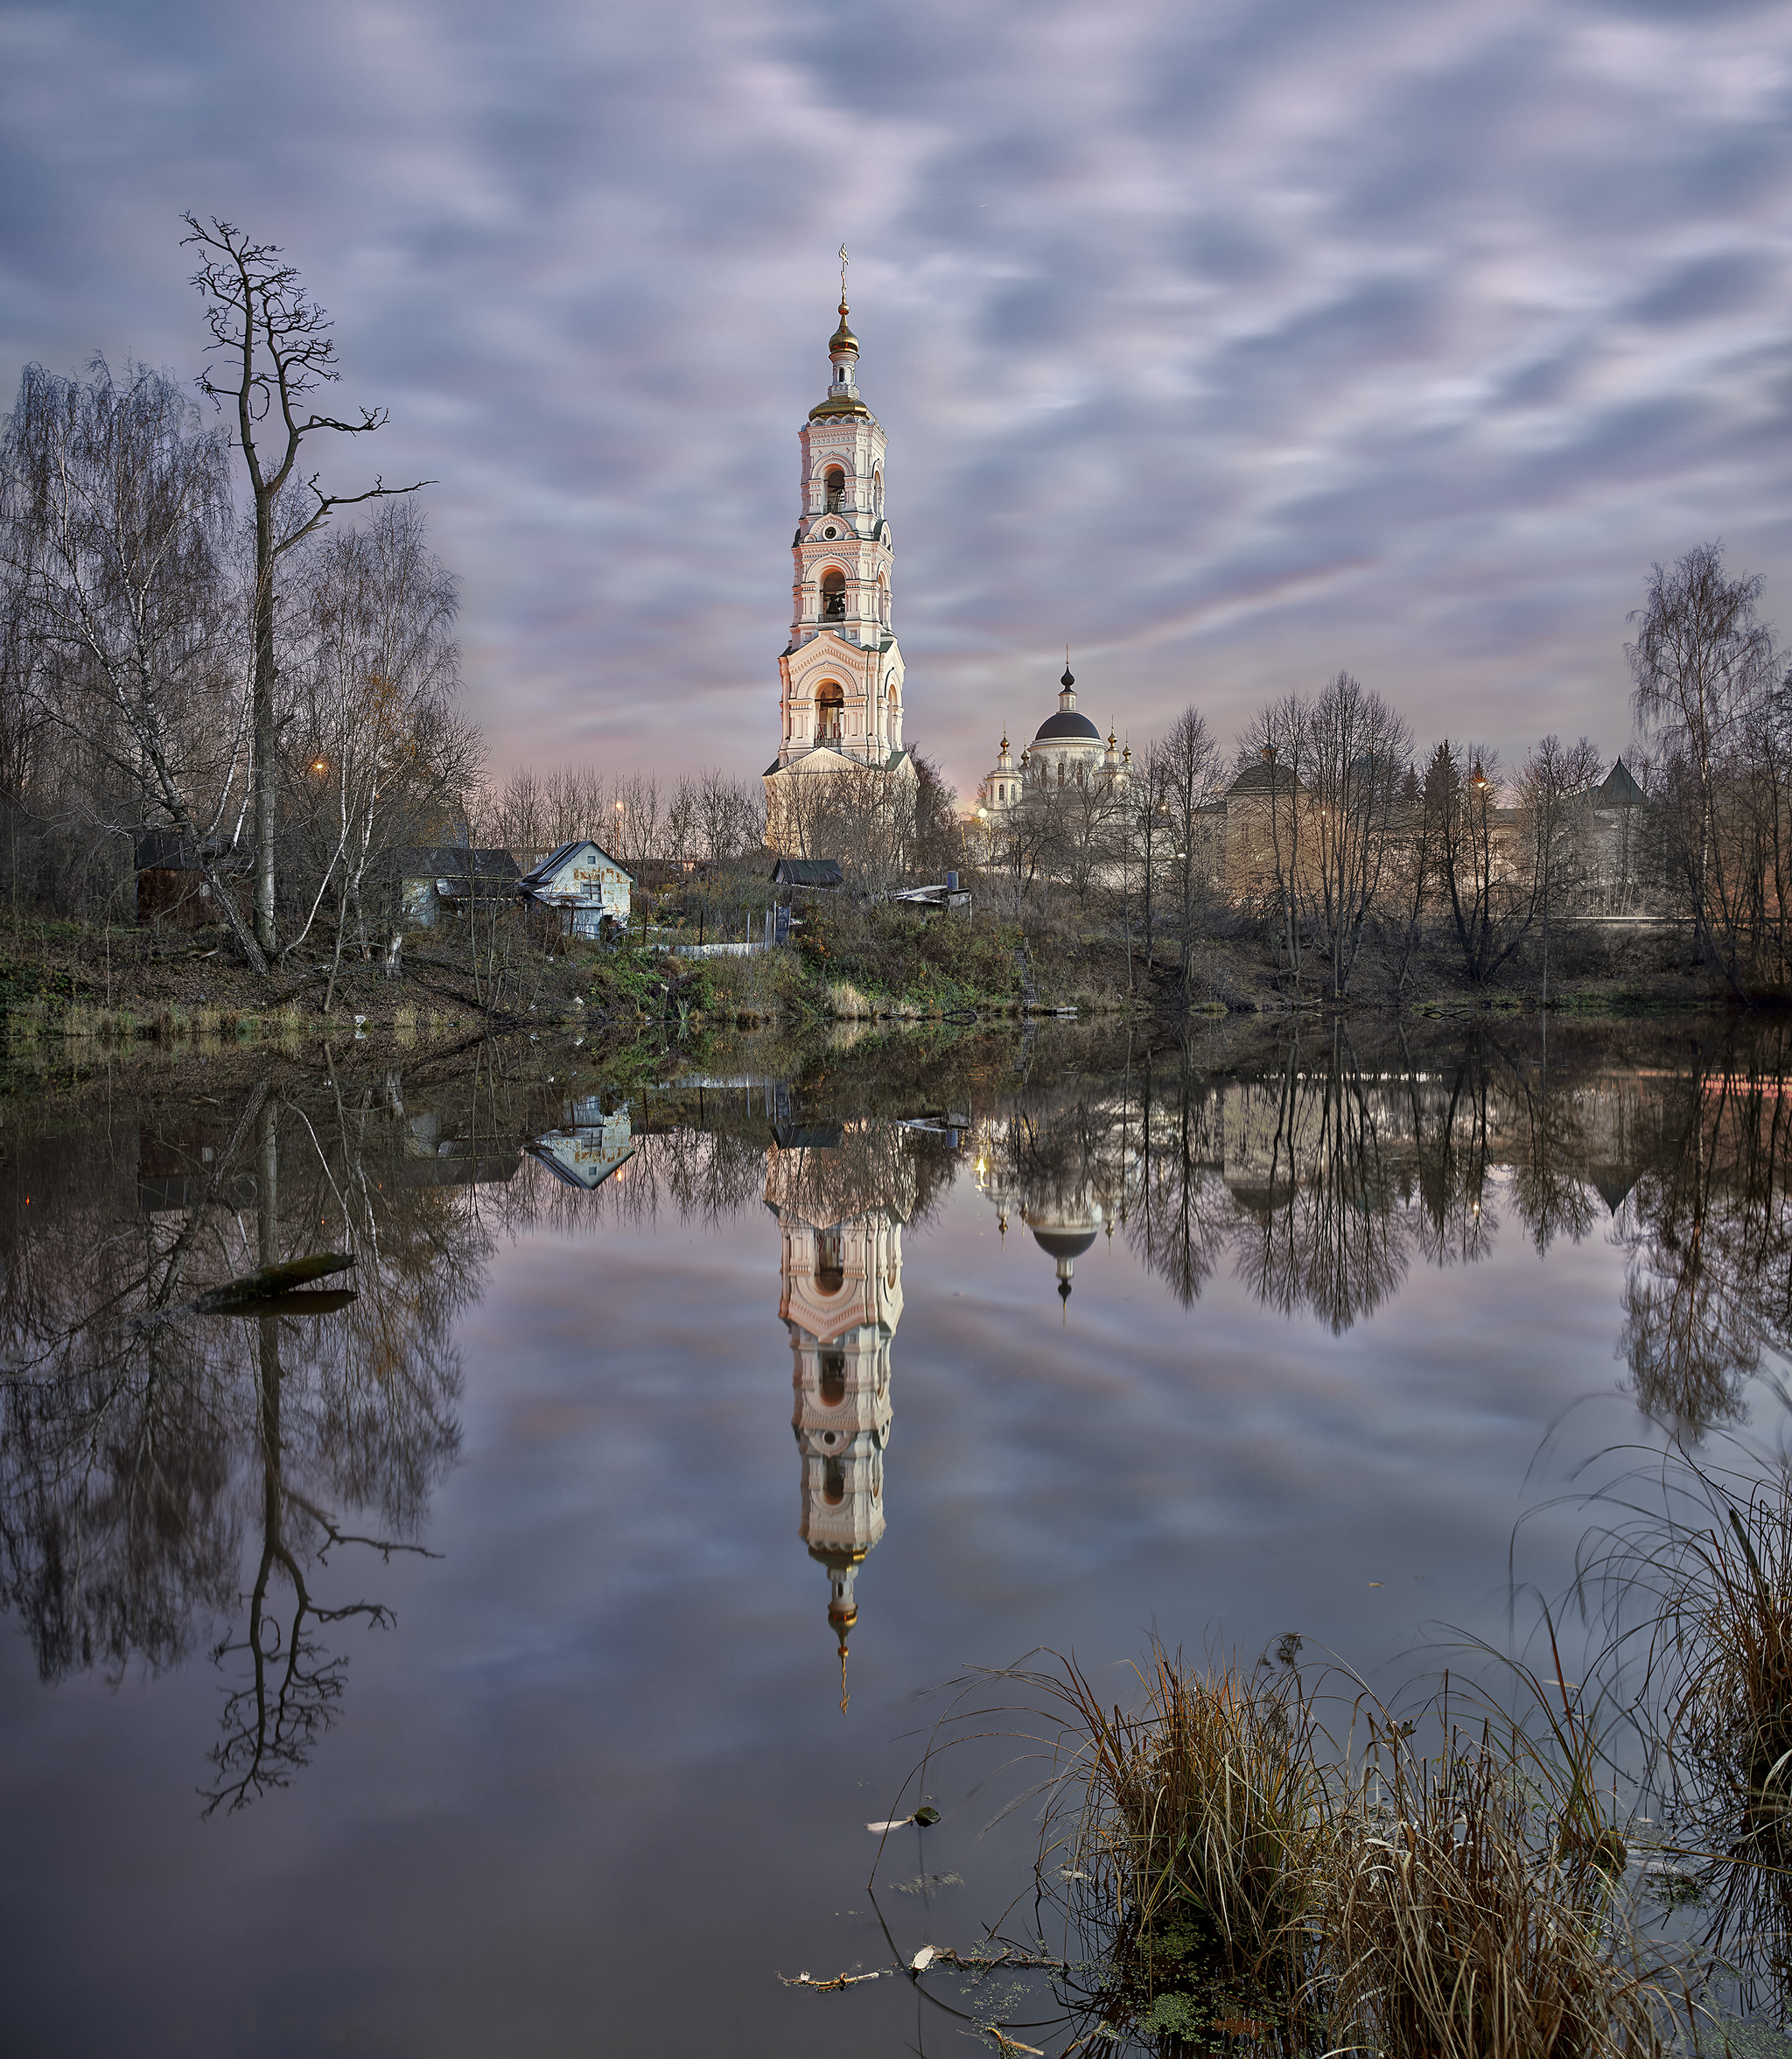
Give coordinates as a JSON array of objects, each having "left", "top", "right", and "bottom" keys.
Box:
[{"left": 4, "top": 0, "right": 1790, "bottom": 800}]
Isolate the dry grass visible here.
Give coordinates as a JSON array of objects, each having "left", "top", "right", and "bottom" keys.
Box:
[
  {"left": 1633, "top": 1474, "right": 1792, "bottom": 2006},
  {"left": 1055, "top": 1647, "right": 1324, "bottom": 1985},
  {"left": 1325, "top": 1728, "right": 1665, "bottom": 2059},
  {"left": 1015, "top": 1642, "right": 1688, "bottom": 2059}
]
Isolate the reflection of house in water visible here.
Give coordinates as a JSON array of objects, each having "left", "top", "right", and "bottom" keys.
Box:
[
  {"left": 392, "top": 1110, "right": 522, "bottom": 1190},
  {"left": 525, "top": 1097, "right": 635, "bottom": 1191},
  {"left": 766, "top": 1122, "right": 913, "bottom": 1708},
  {"left": 973, "top": 1098, "right": 1141, "bottom": 1304}
]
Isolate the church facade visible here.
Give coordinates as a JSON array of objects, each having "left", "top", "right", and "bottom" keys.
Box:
[{"left": 764, "top": 292, "right": 917, "bottom": 851}]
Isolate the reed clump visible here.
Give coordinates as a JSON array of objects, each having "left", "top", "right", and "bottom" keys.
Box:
[
  {"left": 1643, "top": 1479, "right": 1792, "bottom": 2003},
  {"left": 1040, "top": 1645, "right": 1328, "bottom": 2044},
  {"left": 1032, "top": 1644, "right": 1683, "bottom": 2059},
  {"left": 1323, "top": 1728, "right": 1664, "bottom": 2059}
]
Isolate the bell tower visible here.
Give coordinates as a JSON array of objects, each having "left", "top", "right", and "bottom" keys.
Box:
[{"left": 765, "top": 255, "right": 915, "bottom": 849}]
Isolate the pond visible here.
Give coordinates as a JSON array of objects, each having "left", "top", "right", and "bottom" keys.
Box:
[{"left": 0, "top": 1015, "right": 1784, "bottom": 2056}]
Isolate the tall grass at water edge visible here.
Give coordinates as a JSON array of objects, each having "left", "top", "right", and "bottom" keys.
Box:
[{"left": 998, "top": 1639, "right": 1692, "bottom": 2059}]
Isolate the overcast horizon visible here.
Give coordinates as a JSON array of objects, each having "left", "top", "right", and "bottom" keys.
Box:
[{"left": 4, "top": 0, "right": 1790, "bottom": 806}]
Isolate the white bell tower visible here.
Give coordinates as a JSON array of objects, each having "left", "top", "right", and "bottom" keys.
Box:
[{"left": 765, "top": 256, "right": 915, "bottom": 846}]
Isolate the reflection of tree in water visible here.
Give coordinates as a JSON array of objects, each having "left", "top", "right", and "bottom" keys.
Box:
[
  {"left": 1614, "top": 1033, "right": 1792, "bottom": 1438},
  {"left": 0, "top": 1074, "right": 482, "bottom": 1810},
  {"left": 1400, "top": 1038, "right": 1502, "bottom": 1271},
  {"left": 1230, "top": 1030, "right": 1409, "bottom": 1334}
]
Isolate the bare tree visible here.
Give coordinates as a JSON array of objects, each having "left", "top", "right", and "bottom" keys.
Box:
[
  {"left": 0, "top": 359, "right": 266, "bottom": 963},
  {"left": 1235, "top": 696, "right": 1312, "bottom": 985},
  {"left": 1433, "top": 742, "right": 1537, "bottom": 984},
  {"left": 1303, "top": 672, "right": 1410, "bottom": 998},
  {"left": 1154, "top": 707, "right": 1226, "bottom": 989},
  {"left": 775, "top": 763, "right": 915, "bottom": 898},
  {"left": 290, "top": 501, "right": 483, "bottom": 1000},
  {"left": 185, "top": 216, "right": 427, "bottom": 961},
  {"left": 1518, "top": 732, "right": 1601, "bottom": 1007},
  {"left": 1628, "top": 543, "right": 1781, "bottom": 984}
]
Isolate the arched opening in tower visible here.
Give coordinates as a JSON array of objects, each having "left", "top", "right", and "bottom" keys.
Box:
[
  {"left": 815, "top": 682, "right": 844, "bottom": 745},
  {"left": 820, "top": 569, "right": 847, "bottom": 620},
  {"left": 816, "top": 1224, "right": 846, "bottom": 1292},
  {"left": 824, "top": 466, "right": 844, "bottom": 514},
  {"left": 819, "top": 1349, "right": 847, "bottom": 1407},
  {"left": 822, "top": 1455, "right": 847, "bottom": 1506}
]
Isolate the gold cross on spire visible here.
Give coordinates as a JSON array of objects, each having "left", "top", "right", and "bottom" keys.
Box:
[{"left": 839, "top": 243, "right": 849, "bottom": 301}]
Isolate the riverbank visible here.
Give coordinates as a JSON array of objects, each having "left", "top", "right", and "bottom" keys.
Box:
[{"left": 0, "top": 906, "right": 1751, "bottom": 1087}]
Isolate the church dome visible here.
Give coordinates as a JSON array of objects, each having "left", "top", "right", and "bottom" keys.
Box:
[
  {"left": 1034, "top": 710, "right": 1102, "bottom": 741},
  {"left": 830, "top": 305, "right": 860, "bottom": 354}
]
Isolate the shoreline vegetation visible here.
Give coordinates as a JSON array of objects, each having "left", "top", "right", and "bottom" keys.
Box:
[{"left": 0, "top": 895, "right": 1751, "bottom": 1087}]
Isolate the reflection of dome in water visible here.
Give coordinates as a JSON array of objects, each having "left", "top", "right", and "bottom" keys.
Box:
[
  {"left": 1025, "top": 1216, "right": 1098, "bottom": 1301},
  {"left": 1031, "top": 1228, "right": 1096, "bottom": 1263}
]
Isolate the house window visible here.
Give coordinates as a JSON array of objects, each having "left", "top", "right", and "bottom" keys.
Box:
[
  {"left": 816, "top": 682, "right": 844, "bottom": 743},
  {"left": 820, "top": 569, "right": 847, "bottom": 620},
  {"left": 824, "top": 467, "right": 844, "bottom": 513}
]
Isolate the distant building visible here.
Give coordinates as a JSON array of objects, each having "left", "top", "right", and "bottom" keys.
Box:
[
  {"left": 517, "top": 840, "right": 634, "bottom": 937},
  {"left": 977, "top": 664, "right": 1130, "bottom": 818}
]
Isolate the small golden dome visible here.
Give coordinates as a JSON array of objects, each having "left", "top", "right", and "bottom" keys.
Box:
[{"left": 830, "top": 301, "right": 859, "bottom": 355}]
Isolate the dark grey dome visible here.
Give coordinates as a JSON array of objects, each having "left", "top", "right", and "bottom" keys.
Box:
[
  {"left": 1034, "top": 711, "right": 1102, "bottom": 741},
  {"left": 1032, "top": 1227, "right": 1097, "bottom": 1260}
]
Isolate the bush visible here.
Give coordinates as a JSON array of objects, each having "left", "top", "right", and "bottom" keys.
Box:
[{"left": 799, "top": 905, "right": 1022, "bottom": 1012}]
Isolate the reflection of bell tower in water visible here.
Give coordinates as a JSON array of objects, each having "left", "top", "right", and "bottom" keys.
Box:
[{"left": 766, "top": 1128, "right": 909, "bottom": 1712}]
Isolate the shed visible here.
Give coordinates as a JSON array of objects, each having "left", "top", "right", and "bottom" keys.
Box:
[
  {"left": 517, "top": 840, "right": 634, "bottom": 938},
  {"left": 380, "top": 847, "right": 521, "bottom": 928},
  {"left": 133, "top": 829, "right": 240, "bottom": 928}
]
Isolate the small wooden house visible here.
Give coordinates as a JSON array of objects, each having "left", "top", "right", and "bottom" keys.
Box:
[
  {"left": 379, "top": 846, "right": 521, "bottom": 928},
  {"left": 517, "top": 840, "right": 634, "bottom": 938}
]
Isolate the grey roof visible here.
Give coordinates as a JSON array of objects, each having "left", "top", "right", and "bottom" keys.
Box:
[
  {"left": 381, "top": 846, "right": 520, "bottom": 881},
  {"left": 771, "top": 858, "right": 844, "bottom": 887},
  {"left": 1226, "top": 762, "right": 1300, "bottom": 798},
  {"left": 1593, "top": 758, "right": 1645, "bottom": 808},
  {"left": 516, "top": 839, "right": 631, "bottom": 890},
  {"left": 134, "top": 828, "right": 232, "bottom": 871},
  {"left": 1033, "top": 710, "right": 1102, "bottom": 742}
]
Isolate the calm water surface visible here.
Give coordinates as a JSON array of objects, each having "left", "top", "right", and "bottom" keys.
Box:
[{"left": 0, "top": 1020, "right": 1782, "bottom": 2055}]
